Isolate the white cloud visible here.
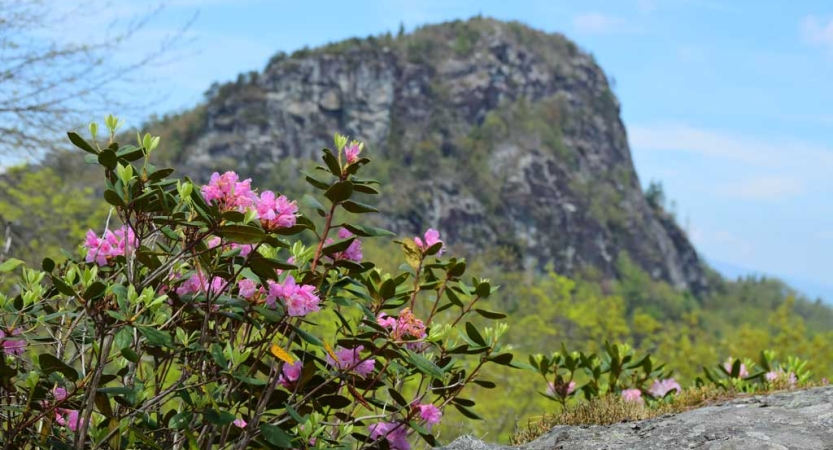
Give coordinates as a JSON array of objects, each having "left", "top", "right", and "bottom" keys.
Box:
[
  {"left": 629, "top": 123, "right": 833, "bottom": 171},
  {"left": 572, "top": 12, "right": 627, "bottom": 34},
  {"left": 715, "top": 176, "right": 805, "bottom": 201},
  {"left": 801, "top": 15, "right": 833, "bottom": 50}
]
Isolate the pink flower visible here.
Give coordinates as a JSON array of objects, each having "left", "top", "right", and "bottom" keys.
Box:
[
  {"left": 0, "top": 328, "right": 25, "bottom": 356},
  {"left": 369, "top": 422, "right": 409, "bottom": 450},
  {"left": 376, "top": 308, "right": 426, "bottom": 343},
  {"left": 766, "top": 371, "right": 779, "bottom": 382},
  {"left": 55, "top": 409, "right": 83, "bottom": 432},
  {"left": 53, "top": 387, "right": 68, "bottom": 401},
  {"left": 417, "top": 404, "right": 442, "bottom": 426},
  {"left": 546, "top": 381, "right": 576, "bottom": 397},
  {"left": 326, "top": 229, "right": 363, "bottom": 262},
  {"left": 233, "top": 418, "right": 247, "bottom": 428},
  {"left": 649, "top": 378, "right": 681, "bottom": 398},
  {"left": 279, "top": 361, "right": 303, "bottom": 389},
  {"left": 414, "top": 228, "right": 445, "bottom": 256},
  {"left": 724, "top": 358, "right": 749, "bottom": 378},
  {"left": 238, "top": 279, "right": 261, "bottom": 300},
  {"left": 201, "top": 171, "right": 256, "bottom": 212},
  {"left": 176, "top": 272, "right": 227, "bottom": 298},
  {"left": 377, "top": 313, "right": 397, "bottom": 329},
  {"left": 326, "top": 345, "right": 375, "bottom": 377},
  {"left": 344, "top": 143, "right": 362, "bottom": 164},
  {"left": 266, "top": 275, "right": 320, "bottom": 316},
  {"left": 255, "top": 191, "right": 297, "bottom": 231},
  {"left": 83, "top": 226, "right": 138, "bottom": 266},
  {"left": 622, "top": 388, "right": 643, "bottom": 403}
]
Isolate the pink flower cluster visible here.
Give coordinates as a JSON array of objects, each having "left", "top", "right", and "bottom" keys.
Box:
[
  {"left": 266, "top": 275, "right": 320, "bottom": 317},
  {"left": 0, "top": 328, "right": 25, "bottom": 356},
  {"left": 84, "top": 226, "right": 138, "bottom": 266},
  {"left": 279, "top": 361, "right": 303, "bottom": 389},
  {"left": 326, "top": 229, "right": 362, "bottom": 262},
  {"left": 723, "top": 358, "right": 749, "bottom": 378},
  {"left": 377, "top": 308, "right": 426, "bottom": 342},
  {"left": 52, "top": 387, "right": 83, "bottom": 432},
  {"left": 255, "top": 191, "right": 298, "bottom": 231},
  {"left": 417, "top": 403, "right": 442, "bottom": 426},
  {"left": 414, "top": 228, "right": 445, "bottom": 256},
  {"left": 326, "top": 345, "right": 375, "bottom": 377},
  {"left": 648, "top": 378, "right": 681, "bottom": 398},
  {"left": 622, "top": 388, "right": 643, "bottom": 403},
  {"left": 344, "top": 143, "right": 362, "bottom": 165},
  {"left": 201, "top": 171, "right": 298, "bottom": 232},
  {"left": 201, "top": 171, "right": 256, "bottom": 212},
  {"left": 765, "top": 369, "right": 797, "bottom": 387},
  {"left": 176, "top": 272, "right": 228, "bottom": 297},
  {"left": 369, "top": 422, "right": 409, "bottom": 450}
]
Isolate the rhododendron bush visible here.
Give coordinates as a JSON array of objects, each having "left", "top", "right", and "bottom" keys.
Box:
[{"left": 0, "top": 117, "right": 514, "bottom": 449}]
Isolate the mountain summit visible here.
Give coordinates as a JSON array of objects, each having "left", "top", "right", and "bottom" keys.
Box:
[{"left": 166, "top": 17, "right": 707, "bottom": 293}]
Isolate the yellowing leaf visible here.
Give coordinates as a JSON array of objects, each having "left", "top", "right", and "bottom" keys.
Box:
[
  {"left": 270, "top": 344, "right": 295, "bottom": 365},
  {"left": 324, "top": 341, "right": 339, "bottom": 363}
]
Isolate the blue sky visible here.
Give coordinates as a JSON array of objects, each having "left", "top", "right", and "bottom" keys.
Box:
[{"left": 43, "top": 0, "right": 833, "bottom": 299}]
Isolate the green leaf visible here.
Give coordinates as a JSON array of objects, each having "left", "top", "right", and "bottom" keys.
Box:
[
  {"left": 453, "top": 403, "right": 483, "bottom": 420},
  {"left": 104, "top": 189, "right": 126, "bottom": 208},
  {"left": 318, "top": 394, "right": 352, "bottom": 409},
  {"left": 42, "top": 257, "right": 55, "bottom": 272},
  {"left": 115, "top": 145, "right": 145, "bottom": 162},
  {"left": 325, "top": 181, "right": 353, "bottom": 204},
  {"left": 341, "top": 223, "right": 394, "bottom": 237},
  {"left": 67, "top": 132, "right": 98, "bottom": 154},
  {"left": 51, "top": 277, "right": 78, "bottom": 297},
  {"left": 217, "top": 224, "right": 264, "bottom": 244},
  {"left": 0, "top": 258, "right": 24, "bottom": 273},
  {"left": 302, "top": 194, "right": 327, "bottom": 217},
  {"left": 488, "top": 353, "right": 514, "bottom": 366},
  {"left": 261, "top": 423, "right": 293, "bottom": 448},
  {"left": 303, "top": 173, "right": 330, "bottom": 190},
  {"left": 473, "top": 379, "right": 497, "bottom": 389},
  {"left": 38, "top": 354, "right": 79, "bottom": 382},
  {"left": 351, "top": 184, "right": 380, "bottom": 195},
  {"left": 146, "top": 168, "right": 175, "bottom": 182},
  {"left": 465, "top": 322, "right": 487, "bottom": 347},
  {"left": 291, "top": 324, "right": 322, "bottom": 347},
  {"left": 203, "top": 410, "right": 235, "bottom": 426},
  {"left": 121, "top": 348, "right": 140, "bottom": 363},
  {"left": 138, "top": 327, "right": 173, "bottom": 348},
  {"left": 321, "top": 237, "right": 356, "bottom": 256},
  {"left": 98, "top": 149, "right": 118, "bottom": 170},
  {"left": 83, "top": 282, "right": 107, "bottom": 300},
  {"left": 473, "top": 308, "right": 506, "bottom": 320},
  {"left": 169, "top": 411, "right": 193, "bottom": 429},
  {"left": 341, "top": 201, "right": 378, "bottom": 214},
  {"left": 321, "top": 148, "right": 342, "bottom": 177},
  {"left": 388, "top": 388, "right": 408, "bottom": 407},
  {"left": 474, "top": 281, "right": 491, "bottom": 298},
  {"left": 210, "top": 344, "right": 228, "bottom": 368},
  {"left": 404, "top": 350, "right": 444, "bottom": 379}
]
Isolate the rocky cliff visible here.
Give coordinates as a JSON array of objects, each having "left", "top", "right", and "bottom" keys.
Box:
[
  {"left": 441, "top": 387, "right": 833, "bottom": 450},
  {"left": 169, "top": 17, "right": 708, "bottom": 293}
]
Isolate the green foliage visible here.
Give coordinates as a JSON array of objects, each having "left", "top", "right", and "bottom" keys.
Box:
[
  {"left": 0, "top": 123, "right": 514, "bottom": 449},
  {"left": 0, "top": 166, "right": 108, "bottom": 264}
]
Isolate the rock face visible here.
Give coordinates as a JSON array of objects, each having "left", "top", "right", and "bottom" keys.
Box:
[
  {"left": 177, "top": 17, "right": 708, "bottom": 293},
  {"left": 441, "top": 387, "right": 833, "bottom": 450}
]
